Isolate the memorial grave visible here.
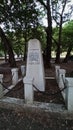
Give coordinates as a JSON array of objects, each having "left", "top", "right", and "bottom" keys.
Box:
[
  {"left": 0, "top": 39, "right": 73, "bottom": 112},
  {"left": 23, "top": 39, "right": 45, "bottom": 103}
]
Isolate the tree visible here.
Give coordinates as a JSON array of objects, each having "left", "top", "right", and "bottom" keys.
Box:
[
  {"left": 7, "top": 30, "right": 24, "bottom": 57},
  {"left": 36, "top": 0, "right": 52, "bottom": 67},
  {"left": 52, "top": 0, "right": 68, "bottom": 63},
  {"left": 52, "top": 0, "right": 73, "bottom": 63},
  {"left": 62, "top": 21, "right": 73, "bottom": 62},
  {"left": 0, "top": 0, "right": 41, "bottom": 62},
  {"left": 53, "top": 20, "right": 73, "bottom": 62},
  {"left": 19, "top": 0, "right": 40, "bottom": 60},
  {"left": 0, "top": 27, "right": 16, "bottom": 67}
]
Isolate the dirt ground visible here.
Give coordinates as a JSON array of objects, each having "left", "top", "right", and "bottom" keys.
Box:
[
  {"left": 0, "top": 106, "right": 73, "bottom": 130},
  {"left": 0, "top": 59, "right": 73, "bottom": 130}
]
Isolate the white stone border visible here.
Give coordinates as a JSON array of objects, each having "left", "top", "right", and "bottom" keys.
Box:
[
  {"left": 65, "top": 78, "right": 73, "bottom": 111},
  {"left": 55, "top": 66, "right": 73, "bottom": 111},
  {"left": 0, "top": 74, "right": 3, "bottom": 98},
  {"left": 11, "top": 68, "right": 18, "bottom": 85},
  {"left": 21, "top": 65, "right": 26, "bottom": 77},
  {"left": 58, "top": 69, "right": 66, "bottom": 100},
  {"left": 55, "top": 65, "right": 60, "bottom": 84}
]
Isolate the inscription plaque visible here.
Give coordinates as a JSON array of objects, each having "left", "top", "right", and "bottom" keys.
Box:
[{"left": 28, "top": 50, "right": 40, "bottom": 64}]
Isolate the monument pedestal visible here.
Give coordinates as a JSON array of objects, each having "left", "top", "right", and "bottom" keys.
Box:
[{"left": 23, "top": 77, "right": 34, "bottom": 104}]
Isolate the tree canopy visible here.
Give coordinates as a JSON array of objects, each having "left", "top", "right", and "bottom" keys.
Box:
[
  {"left": 0, "top": 0, "right": 73, "bottom": 66},
  {"left": 0, "top": 0, "right": 46, "bottom": 65}
]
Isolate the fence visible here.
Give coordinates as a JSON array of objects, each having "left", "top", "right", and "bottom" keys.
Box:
[{"left": 0, "top": 65, "right": 26, "bottom": 97}]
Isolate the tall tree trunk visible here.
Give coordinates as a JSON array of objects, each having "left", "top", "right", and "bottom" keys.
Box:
[
  {"left": 23, "top": 33, "right": 27, "bottom": 61},
  {"left": 37, "top": 0, "right": 52, "bottom": 68},
  {"left": 45, "top": 0, "right": 52, "bottom": 67},
  {"left": 0, "top": 27, "right": 16, "bottom": 67},
  {"left": 23, "top": 0, "right": 27, "bottom": 62},
  {"left": 63, "top": 45, "right": 72, "bottom": 63},
  {"left": 55, "top": 15, "right": 62, "bottom": 63},
  {"left": 4, "top": 50, "right": 8, "bottom": 62},
  {"left": 55, "top": 0, "right": 67, "bottom": 63}
]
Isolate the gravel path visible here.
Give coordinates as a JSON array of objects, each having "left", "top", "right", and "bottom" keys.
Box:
[{"left": 0, "top": 107, "right": 73, "bottom": 130}]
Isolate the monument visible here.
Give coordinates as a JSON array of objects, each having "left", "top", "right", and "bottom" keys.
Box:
[{"left": 25, "top": 39, "right": 45, "bottom": 92}]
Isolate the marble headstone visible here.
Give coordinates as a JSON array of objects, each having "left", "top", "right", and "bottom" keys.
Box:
[{"left": 26, "top": 39, "right": 45, "bottom": 91}]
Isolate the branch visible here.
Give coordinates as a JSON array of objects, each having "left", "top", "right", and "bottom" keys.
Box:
[
  {"left": 36, "top": 0, "right": 47, "bottom": 9},
  {"left": 53, "top": 16, "right": 60, "bottom": 26},
  {"left": 52, "top": 36, "right": 58, "bottom": 46},
  {"left": 62, "top": 0, "right": 67, "bottom": 15}
]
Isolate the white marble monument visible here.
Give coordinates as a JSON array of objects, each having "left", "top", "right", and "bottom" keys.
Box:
[{"left": 25, "top": 39, "right": 45, "bottom": 91}]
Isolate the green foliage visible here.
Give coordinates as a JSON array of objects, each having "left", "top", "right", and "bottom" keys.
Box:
[
  {"left": 6, "top": 30, "right": 24, "bottom": 56},
  {"left": 52, "top": 27, "right": 59, "bottom": 50},
  {"left": 62, "top": 20, "right": 73, "bottom": 51},
  {"left": 31, "top": 25, "right": 46, "bottom": 50},
  {"left": 0, "top": 51, "right": 4, "bottom": 57},
  {"left": 6, "top": 25, "right": 46, "bottom": 56},
  {"left": 0, "top": 0, "right": 46, "bottom": 57},
  {"left": 1, "top": 0, "right": 73, "bottom": 60},
  {"left": 53, "top": 20, "right": 73, "bottom": 52},
  {"left": 0, "top": 0, "right": 40, "bottom": 30}
]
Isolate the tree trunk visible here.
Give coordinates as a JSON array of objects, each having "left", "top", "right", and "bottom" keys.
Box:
[
  {"left": 4, "top": 50, "right": 8, "bottom": 62},
  {"left": 55, "top": 42, "right": 61, "bottom": 63},
  {"left": 0, "top": 27, "right": 16, "bottom": 67},
  {"left": 23, "top": 0, "right": 27, "bottom": 62},
  {"left": 63, "top": 45, "right": 72, "bottom": 63},
  {"left": 45, "top": 0, "right": 52, "bottom": 67},
  {"left": 55, "top": 0, "right": 67, "bottom": 63},
  {"left": 55, "top": 15, "right": 62, "bottom": 63},
  {"left": 37, "top": 0, "right": 52, "bottom": 68},
  {"left": 23, "top": 30, "right": 27, "bottom": 62}
]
